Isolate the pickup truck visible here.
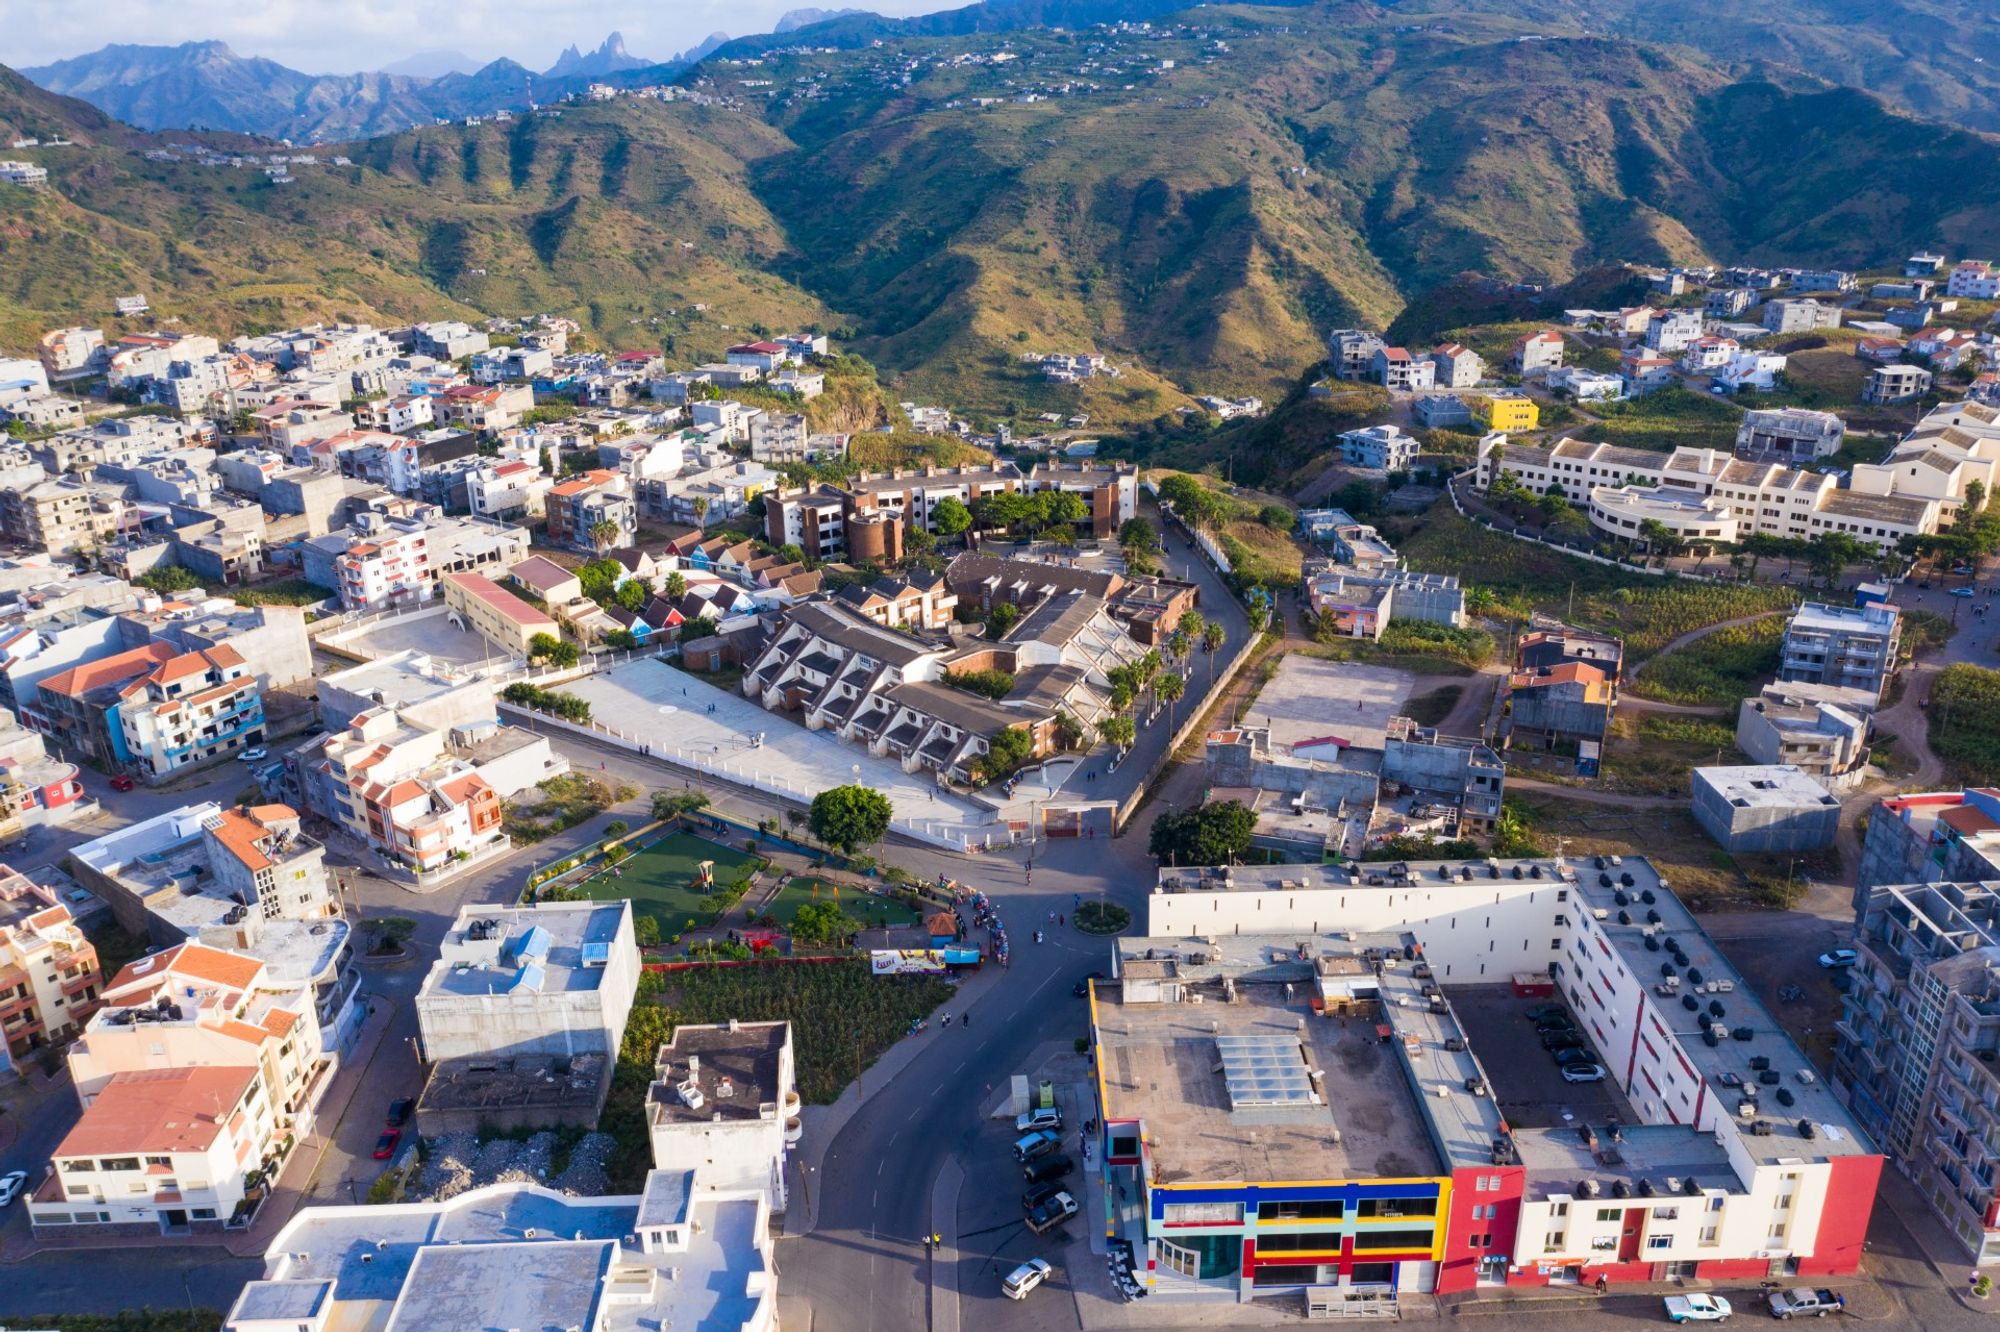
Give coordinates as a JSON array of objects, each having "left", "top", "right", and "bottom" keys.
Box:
[
  {"left": 1025, "top": 1191, "right": 1079, "bottom": 1234},
  {"left": 1664, "top": 1293, "right": 1732, "bottom": 1323},
  {"left": 1767, "top": 1287, "right": 1844, "bottom": 1319}
]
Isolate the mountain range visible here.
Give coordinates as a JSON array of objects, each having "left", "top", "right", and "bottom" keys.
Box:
[{"left": 8, "top": 1, "right": 2000, "bottom": 431}]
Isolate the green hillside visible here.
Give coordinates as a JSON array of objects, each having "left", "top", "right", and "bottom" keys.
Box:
[{"left": 8, "top": 5, "right": 2000, "bottom": 430}]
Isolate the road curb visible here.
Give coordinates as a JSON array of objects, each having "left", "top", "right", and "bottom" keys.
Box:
[{"left": 930, "top": 1156, "right": 962, "bottom": 1332}]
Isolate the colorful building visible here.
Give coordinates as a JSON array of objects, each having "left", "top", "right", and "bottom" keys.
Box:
[
  {"left": 1087, "top": 856, "right": 1882, "bottom": 1311},
  {"left": 1482, "top": 394, "right": 1540, "bottom": 432}
]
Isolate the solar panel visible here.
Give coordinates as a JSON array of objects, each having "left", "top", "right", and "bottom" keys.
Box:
[{"left": 1215, "top": 1033, "right": 1319, "bottom": 1109}]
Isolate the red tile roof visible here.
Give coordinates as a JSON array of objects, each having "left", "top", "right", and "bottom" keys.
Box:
[
  {"left": 55, "top": 1065, "right": 257, "bottom": 1158},
  {"left": 38, "top": 643, "right": 178, "bottom": 700}
]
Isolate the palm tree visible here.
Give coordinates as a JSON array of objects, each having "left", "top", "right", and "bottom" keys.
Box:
[
  {"left": 587, "top": 520, "right": 620, "bottom": 555},
  {"left": 1099, "top": 714, "right": 1136, "bottom": 751},
  {"left": 1155, "top": 672, "right": 1185, "bottom": 731},
  {"left": 690, "top": 496, "right": 709, "bottom": 527},
  {"left": 1201, "top": 621, "right": 1225, "bottom": 687}
]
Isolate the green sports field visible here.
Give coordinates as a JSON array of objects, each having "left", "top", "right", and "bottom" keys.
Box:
[{"left": 576, "top": 832, "right": 763, "bottom": 934}]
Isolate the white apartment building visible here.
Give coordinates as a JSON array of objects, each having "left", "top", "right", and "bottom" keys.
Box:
[
  {"left": 117, "top": 645, "right": 265, "bottom": 779},
  {"left": 1949, "top": 261, "right": 2000, "bottom": 300},
  {"left": 1478, "top": 435, "right": 1944, "bottom": 550},
  {"left": 39, "top": 327, "right": 106, "bottom": 377},
  {"left": 1644, "top": 309, "right": 1705, "bottom": 353},
  {"left": 0, "top": 868, "right": 101, "bottom": 1070},
  {"left": 0, "top": 357, "right": 50, "bottom": 408},
  {"left": 333, "top": 527, "right": 429, "bottom": 611},
  {"left": 650, "top": 1020, "right": 796, "bottom": 1213},
  {"left": 417, "top": 902, "right": 640, "bottom": 1063},
  {"left": 465, "top": 459, "right": 553, "bottom": 520}
]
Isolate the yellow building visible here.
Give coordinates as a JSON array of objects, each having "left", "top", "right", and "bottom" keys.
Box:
[
  {"left": 1483, "top": 395, "right": 1540, "bottom": 431},
  {"left": 442, "top": 572, "right": 560, "bottom": 657}
]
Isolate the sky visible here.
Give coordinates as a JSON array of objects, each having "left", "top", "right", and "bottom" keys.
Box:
[{"left": 3, "top": 0, "right": 960, "bottom": 73}]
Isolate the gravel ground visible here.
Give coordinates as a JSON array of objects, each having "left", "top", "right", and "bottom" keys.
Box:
[
  {"left": 552, "top": 1132, "right": 616, "bottom": 1196},
  {"left": 411, "top": 1128, "right": 621, "bottom": 1201}
]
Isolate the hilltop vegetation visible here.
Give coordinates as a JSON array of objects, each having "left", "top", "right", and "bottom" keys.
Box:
[{"left": 9, "top": 5, "right": 2000, "bottom": 429}]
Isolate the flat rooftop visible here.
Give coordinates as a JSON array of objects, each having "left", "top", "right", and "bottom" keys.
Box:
[
  {"left": 1570, "top": 856, "right": 1873, "bottom": 1164},
  {"left": 423, "top": 902, "right": 628, "bottom": 999},
  {"left": 1246, "top": 655, "right": 1413, "bottom": 755},
  {"left": 1094, "top": 967, "right": 1442, "bottom": 1185},
  {"left": 1787, "top": 601, "right": 1898, "bottom": 635},
  {"left": 1510, "top": 1122, "right": 1739, "bottom": 1203},
  {"left": 1693, "top": 764, "right": 1840, "bottom": 810},
  {"left": 387, "top": 1239, "right": 612, "bottom": 1332},
  {"left": 418, "top": 1053, "right": 609, "bottom": 1115},
  {"left": 319, "top": 650, "right": 481, "bottom": 707},
  {"left": 652, "top": 1020, "right": 788, "bottom": 1127}
]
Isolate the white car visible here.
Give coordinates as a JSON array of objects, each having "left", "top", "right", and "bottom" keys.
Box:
[
  {"left": 1818, "top": 949, "right": 1857, "bottom": 969},
  {"left": 1665, "top": 1293, "right": 1733, "bottom": 1322},
  {"left": 1560, "top": 1062, "right": 1606, "bottom": 1084},
  {"left": 0, "top": 1170, "right": 26, "bottom": 1207},
  {"left": 1015, "top": 1106, "right": 1063, "bottom": 1134},
  {"left": 1002, "top": 1257, "right": 1053, "bottom": 1300},
  {"left": 237, "top": 747, "right": 269, "bottom": 762}
]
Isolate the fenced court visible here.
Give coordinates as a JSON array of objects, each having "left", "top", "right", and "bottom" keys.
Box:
[
  {"left": 763, "top": 876, "right": 923, "bottom": 931},
  {"left": 575, "top": 832, "right": 765, "bottom": 934}
]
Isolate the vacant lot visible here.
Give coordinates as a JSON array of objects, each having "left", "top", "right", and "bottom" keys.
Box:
[{"left": 1627, "top": 616, "right": 1786, "bottom": 706}]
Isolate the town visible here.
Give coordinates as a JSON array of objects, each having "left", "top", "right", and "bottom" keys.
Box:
[{"left": 7, "top": 247, "right": 2000, "bottom": 1332}]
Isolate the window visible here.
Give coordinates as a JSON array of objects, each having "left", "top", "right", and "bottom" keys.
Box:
[
  {"left": 1707, "top": 1197, "right": 1725, "bottom": 1212},
  {"left": 1258, "top": 1230, "right": 1343, "bottom": 1253},
  {"left": 1596, "top": 1208, "right": 1622, "bottom": 1223},
  {"left": 1544, "top": 1232, "right": 1566, "bottom": 1253},
  {"left": 1699, "top": 1226, "right": 1720, "bottom": 1245},
  {"left": 1259, "top": 1199, "right": 1343, "bottom": 1223},
  {"left": 1651, "top": 1206, "right": 1679, "bottom": 1221},
  {"left": 1164, "top": 1201, "right": 1242, "bottom": 1225}
]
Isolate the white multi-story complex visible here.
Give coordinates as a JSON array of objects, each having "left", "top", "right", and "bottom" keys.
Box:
[
  {"left": 417, "top": 902, "right": 640, "bottom": 1063},
  {"left": 1949, "top": 261, "right": 2000, "bottom": 300},
  {"left": 333, "top": 526, "right": 429, "bottom": 611},
  {"left": 464, "top": 459, "right": 553, "bottom": 520},
  {"left": 1338, "top": 424, "right": 1421, "bottom": 472},
  {"left": 38, "top": 327, "right": 106, "bottom": 377},
  {"left": 1477, "top": 436, "right": 1944, "bottom": 550},
  {"left": 115, "top": 645, "right": 264, "bottom": 779},
  {"left": 1644, "top": 309, "right": 1704, "bottom": 353},
  {"left": 1780, "top": 601, "right": 1901, "bottom": 701}
]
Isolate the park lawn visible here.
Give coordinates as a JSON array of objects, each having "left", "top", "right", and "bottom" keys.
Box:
[
  {"left": 580, "top": 832, "right": 763, "bottom": 935},
  {"left": 764, "top": 876, "right": 922, "bottom": 931}
]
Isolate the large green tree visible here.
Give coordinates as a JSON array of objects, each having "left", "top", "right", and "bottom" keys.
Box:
[
  {"left": 932, "top": 495, "right": 973, "bottom": 539},
  {"left": 1148, "top": 800, "right": 1256, "bottom": 866},
  {"left": 809, "top": 784, "right": 893, "bottom": 853}
]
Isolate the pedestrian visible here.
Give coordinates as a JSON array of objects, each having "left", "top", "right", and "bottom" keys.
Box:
[
  {"left": 932, "top": 1232, "right": 942, "bottom": 1248},
  {"left": 962, "top": 1012, "right": 970, "bottom": 1029},
  {"left": 1595, "top": 1275, "right": 1607, "bottom": 1294},
  {"left": 1059, "top": 914, "right": 1065, "bottom": 927},
  {"left": 1974, "top": 1271, "right": 1984, "bottom": 1292}
]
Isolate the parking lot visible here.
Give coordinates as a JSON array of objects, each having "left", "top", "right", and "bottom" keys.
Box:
[
  {"left": 955, "top": 1103, "right": 1089, "bottom": 1323},
  {"left": 1448, "top": 983, "right": 1638, "bottom": 1129}
]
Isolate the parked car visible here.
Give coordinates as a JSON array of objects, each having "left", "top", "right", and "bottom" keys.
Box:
[
  {"left": 1561, "top": 1063, "right": 1607, "bottom": 1084},
  {"left": 1072, "top": 970, "right": 1107, "bottom": 998},
  {"left": 1665, "top": 1293, "right": 1733, "bottom": 1322},
  {"left": 1022, "top": 1182, "right": 1068, "bottom": 1213},
  {"left": 1535, "top": 1019, "right": 1579, "bottom": 1037},
  {"left": 1553, "top": 1046, "right": 1597, "bottom": 1067},
  {"left": 1012, "top": 1129, "right": 1060, "bottom": 1162},
  {"left": 1025, "top": 1191, "right": 1080, "bottom": 1234},
  {"left": 1023, "top": 1154, "right": 1074, "bottom": 1185},
  {"left": 109, "top": 774, "right": 135, "bottom": 792},
  {"left": 386, "top": 1098, "right": 414, "bottom": 1128},
  {"left": 1016, "top": 1106, "right": 1063, "bottom": 1134},
  {"left": 1818, "top": 949, "right": 1857, "bottom": 970},
  {"left": 373, "top": 1129, "right": 402, "bottom": 1160},
  {"left": 1002, "top": 1258, "right": 1053, "bottom": 1300},
  {"left": 0, "top": 1170, "right": 25, "bottom": 1207},
  {"left": 1952, "top": 587, "right": 1978, "bottom": 599},
  {"left": 1525, "top": 1004, "right": 1569, "bottom": 1023},
  {"left": 1767, "top": 1287, "right": 1844, "bottom": 1319},
  {"left": 1543, "top": 1031, "right": 1587, "bottom": 1052},
  {"left": 237, "top": 747, "right": 268, "bottom": 762}
]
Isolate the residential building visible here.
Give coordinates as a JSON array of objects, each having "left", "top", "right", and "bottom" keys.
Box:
[
  {"left": 0, "top": 706, "right": 85, "bottom": 840},
  {"left": 1690, "top": 764, "right": 1841, "bottom": 853},
  {"left": 29, "top": 1063, "right": 281, "bottom": 1237},
  {"left": 117, "top": 645, "right": 265, "bottom": 779},
  {"left": 464, "top": 460, "right": 553, "bottom": 520},
  {"left": 35, "top": 642, "right": 180, "bottom": 766},
  {"left": 649, "top": 1020, "right": 795, "bottom": 1212},
  {"left": 470, "top": 345, "right": 554, "bottom": 384},
  {"left": 1516, "top": 615, "right": 1623, "bottom": 679},
  {"left": 1481, "top": 394, "right": 1539, "bottom": 432},
  {"left": 1765, "top": 299, "right": 1843, "bottom": 334},
  {"left": 1618, "top": 350, "right": 1676, "bottom": 395},
  {"left": 1737, "top": 408, "right": 1845, "bottom": 463},
  {"left": 1430, "top": 343, "right": 1483, "bottom": 388},
  {"left": 410, "top": 321, "right": 490, "bottom": 360},
  {"left": 767, "top": 462, "right": 1136, "bottom": 560},
  {"left": 1780, "top": 602, "right": 1901, "bottom": 701},
  {"left": 1864, "top": 364, "right": 1935, "bottom": 404},
  {"left": 0, "top": 868, "right": 101, "bottom": 1067},
  {"left": 834, "top": 573, "right": 958, "bottom": 631},
  {"left": 418, "top": 902, "right": 640, "bottom": 1063},
  {"left": 1703, "top": 287, "right": 1756, "bottom": 319},
  {"left": 1792, "top": 269, "right": 1856, "bottom": 293},
  {"left": 1502, "top": 661, "right": 1613, "bottom": 776},
  {"left": 1477, "top": 437, "right": 1944, "bottom": 552},
  {"left": 1712, "top": 350, "right": 1788, "bottom": 393},
  {"left": 332, "top": 525, "right": 429, "bottom": 612},
  {"left": 1413, "top": 394, "right": 1473, "bottom": 427},
  {"left": 1337, "top": 424, "right": 1420, "bottom": 472},
  {"left": 1370, "top": 346, "right": 1435, "bottom": 392},
  {"left": 1545, "top": 366, "right": 1624, "bottom": 402},
  {"left": 1834, "top": 881, "right": 2000, "bottom": 1260},
  {"left": 1735, "top": 685, "right": 1871, "bottom": 789},
  {"left": 229, "top": 1166, "right": 777, "bottom": 1332},
  {"left": 1907, "top": 252, "right": 1946, "bottom": 277},
  {"left": 748, "top": 411, "right": 811, "bottom": 462},
  {"left": 1856, "top": 788, "right": 2000, "bottom": 909},
  {"left": 1949, "top": 261, "right": 2000, "bottom": 300},
  {"left": 1680, "top": 335, "right": 1739, "bottom": 373},
  {"left": 0, "top": 358, "right": 49, "bottom": 408},
  {"left": 0, "top": 477, "right": 123, "bottom": 555},
  {"left": 545, "top": 469, "right": 637, "bottom": 551},
  {"left": 1644, "top": 309, "right": 1704, "bottom": 353},
  {"left": 1327, "top": 328, "right": 1385, "bottom": 380},
  {"left": 1101, "top": 857, "right": 1879, "bottom": 1304},
  {"left": 1511, "top": 330, "right": 1565, "bottom": 375},
  {"left": 38, "top": 327, "right": 106, "bottom": 378}
]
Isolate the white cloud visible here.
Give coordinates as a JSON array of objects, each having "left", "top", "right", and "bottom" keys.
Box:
[{"left": 4, "top": 0, "right": 955, "bottom": 74}]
